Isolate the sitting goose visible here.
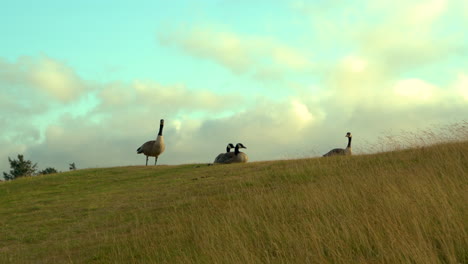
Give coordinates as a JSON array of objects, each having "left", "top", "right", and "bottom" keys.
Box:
[
  {"left": 214, "top": 143, "right": 249, "bottom": 164},
  {"left": 323, "top": 132, "right": 352, "bottom": 157},
  {"left": 213, "top": 143, "right": 235, "bottom": 163},
  {"left": 232, "top": 143, "right": 249, "bottom": 163}
]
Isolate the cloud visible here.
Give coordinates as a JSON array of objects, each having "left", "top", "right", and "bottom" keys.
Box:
[
  {"left": 0, "top": 55, "right": 91, "bottom": 155},
  {"left": 96, "top": 79, "right": 244, "bottom": 119},
  {"left": 293, "top": 0, "right": 466, "bottom": 77},
  {"left": 393, "top": 79, "right": 438, "bottom": 102},
  {"left": 322, "top": 52, "right": 465, "bottom": 116},
  {"left": 158, "top": 26, "right": 313, "bottom": 80},
  {"left": 0, "top": 55, "right": 88, "bottom": 103},
  {"left": 29, "top": 56, "right": 87, "bottom": 102},
  {"left": 455, "top": 73, "right": 468, "bottom": 101},
  {"left": 296, "top": 0, "right": 467, "bottom": 112}
]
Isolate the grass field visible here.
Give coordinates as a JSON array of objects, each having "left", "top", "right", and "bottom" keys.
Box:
[{"left": 0, "top": 132, "right": 467, "bottom": 263}]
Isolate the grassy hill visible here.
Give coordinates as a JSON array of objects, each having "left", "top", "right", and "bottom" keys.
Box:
[{"left": 0, "top": 141, "right": 467, "bottom": 263}]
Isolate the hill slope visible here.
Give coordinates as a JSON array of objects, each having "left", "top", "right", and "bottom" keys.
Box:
[{"left": 1, "top": 142, "right": 467, "bottom": 263}]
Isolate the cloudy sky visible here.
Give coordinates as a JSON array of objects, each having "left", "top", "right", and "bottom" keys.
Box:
[{"left": 1, "top": 0, "right": 467, "bottom": 176}]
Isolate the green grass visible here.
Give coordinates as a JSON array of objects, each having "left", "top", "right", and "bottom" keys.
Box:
[{"left": 0, "top": 141, "right": 467, "bottom": 263}]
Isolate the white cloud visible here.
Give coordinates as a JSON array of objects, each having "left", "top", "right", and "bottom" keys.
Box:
[
  {"left": 406, "top": 0, "right": 447, "bottom": 26},
  {"left": 393, "top": 79, "right": 438, "bottom": 102},
  {"left": 30, "top": 56, "right": 87, "bottom": 102},
  {"left": 291, "top": 99, "right": 314, "bottom": 125},
  {"left": 97, "top": 79, "right": 243, "bottom": 116},
  {"left": 160, "top": 28, "right": 252, "bottom": 74},
  {"left": 342, "top": 55, "right": 367, "bottom": 73},
  {"left": 0, "top": 55, "right": 88, "bottom": 104},
  {"left": 270, "top": 44, "right": 311, "bottom": 71},
  {"left": 99, "top": 81, "right": 135, "bottom": 107},
  {"left": 294, "top": 0, "right": 465, "bottom": 79},
  {"left": 159, "top": 26, "right": 313, "bottom": 80},
  {"left": 0, "top": 56, "right": 92, "bottom": 164},
  {"left": 455, "top": 73, "right": 468, "bottom": 101}
]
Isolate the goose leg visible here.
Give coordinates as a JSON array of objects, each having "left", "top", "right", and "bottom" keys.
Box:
[
  {"left": 145, "top": 156, "right": 148, "bottom": 166},
  {"left": 154, "top": 157, "right": 158, "bottom": 165}
]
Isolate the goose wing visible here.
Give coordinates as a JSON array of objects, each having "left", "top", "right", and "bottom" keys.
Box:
[
  {"left": 323, "top": 148, "right": 346, "bottom": 157},
  {"left": 214, "top": 152, "right": 236, "bottom": 164},
  {"left": 137, "top": 140, "right": 155, "bottom": 154},
  {"left": 214, "top": 153, "right": 224, "bottom": 163}
]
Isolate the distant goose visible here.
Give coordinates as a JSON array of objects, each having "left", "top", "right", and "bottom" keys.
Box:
[
  {"left": 213, "top": 143, "right": 235, "bottom": 163},
  {"left": 214, "top": 143, "right": 249, "bottom": 164},
  {"left": 137, "top": 119, "right": 166, "bottom": 165},
  {"left": 323, "top": 132, "right": 352, "bottom": 157}
]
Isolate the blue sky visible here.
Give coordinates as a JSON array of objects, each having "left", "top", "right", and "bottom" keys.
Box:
[{"left": 1, "top": 0, "right": 467, "bottom": 175}]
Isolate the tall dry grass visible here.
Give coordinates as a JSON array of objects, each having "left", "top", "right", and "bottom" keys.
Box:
[
  {"left": 0, "top": 123, "right": 467, "bottom": 263},
  {"left": 362, "top": 121, "right": 468, "bottom": 153},
  {"left": 127, "top": 149, "right": 465, "bottom": 263}
]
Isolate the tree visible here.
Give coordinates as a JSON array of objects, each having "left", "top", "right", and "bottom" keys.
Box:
[
  {"left": 39, "top": 167, "right": 58, "bottom": 175},
  {"left": 3, "top": 155, "right": 37, "bottom": 181},
  {"left": 69, "top": 162, "right": 76, "bottom": 171}
]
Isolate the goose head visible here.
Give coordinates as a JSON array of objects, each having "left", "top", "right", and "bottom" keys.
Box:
[
  {"left": 157, "top": 119, "right": 165, "bottom": 136},
  {"left": 236, "top": 143, "right": 247, "bottom": 149},
  {"left": 345, "top": 132, "right": 352, "bottom": 138},
  {"left": 234, "top": 143, "right": 247, "bottom": 155},
  {"left": 226, "top": 143, "right": 235, "bottom": 152}
]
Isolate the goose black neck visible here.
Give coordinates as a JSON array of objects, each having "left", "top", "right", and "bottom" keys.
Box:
[
  {"left": 234, "top": 145, "right": 240, "bottom": 155},
  {"left": 347, "top": 137, "right": 352, "bottom": 148},
  {"left": 226, "top": 146, "right": 231, "bottom": 152},
  {"left": 158, "top": 124, "right": 164, "bottom": 136}
]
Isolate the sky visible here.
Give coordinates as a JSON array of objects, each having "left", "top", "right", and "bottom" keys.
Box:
[{"left": 1, "top": 0, "right": 467, "bottom": 176}]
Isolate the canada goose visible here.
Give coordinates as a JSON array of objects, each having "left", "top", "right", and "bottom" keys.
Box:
[
  {"left": 233, "top": 143, "right": 249, "bottom": 163},
  {"left": 213, "top": 143, "right": 235, "bottom": 163},
  {"left": 214, "top": 143, "right": 249, "bottom": 164},
  {"left": 323, "top": 132, "right": 352, "bottom": 157},
  {"left": 137, "top": 119, "right": 166, "bottom": 165}
]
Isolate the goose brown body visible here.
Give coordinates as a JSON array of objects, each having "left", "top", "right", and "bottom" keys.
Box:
[
  {"left": 214, "top": 143, "right": 248, "bottom": 164},
  {"left": 323, "top": 132, "right": 352, "bottom": 157},
  {"left": 214, "top": 143, "right": 235, "bottom": 163},
  {"left": 137, "top": 119, "right": 166, "bottom": 165}
]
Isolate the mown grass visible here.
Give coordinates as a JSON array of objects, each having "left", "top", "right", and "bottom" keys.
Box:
[{"left": 0, "top": 135, "right": 467, "bottom": 263}]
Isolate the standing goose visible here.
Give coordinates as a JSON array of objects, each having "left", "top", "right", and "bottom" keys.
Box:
[
  {"left": 323, "top": 132, "right": 352, "bottom": 157},
  {"left": 137, "top": 119, "right": 166, "bottom": 165},
  {"left": 213, "top": 143, "right": 235, "bottom": 163},
  {"left": 214, "top": 143, "right": 249, "bottom": 164}
]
